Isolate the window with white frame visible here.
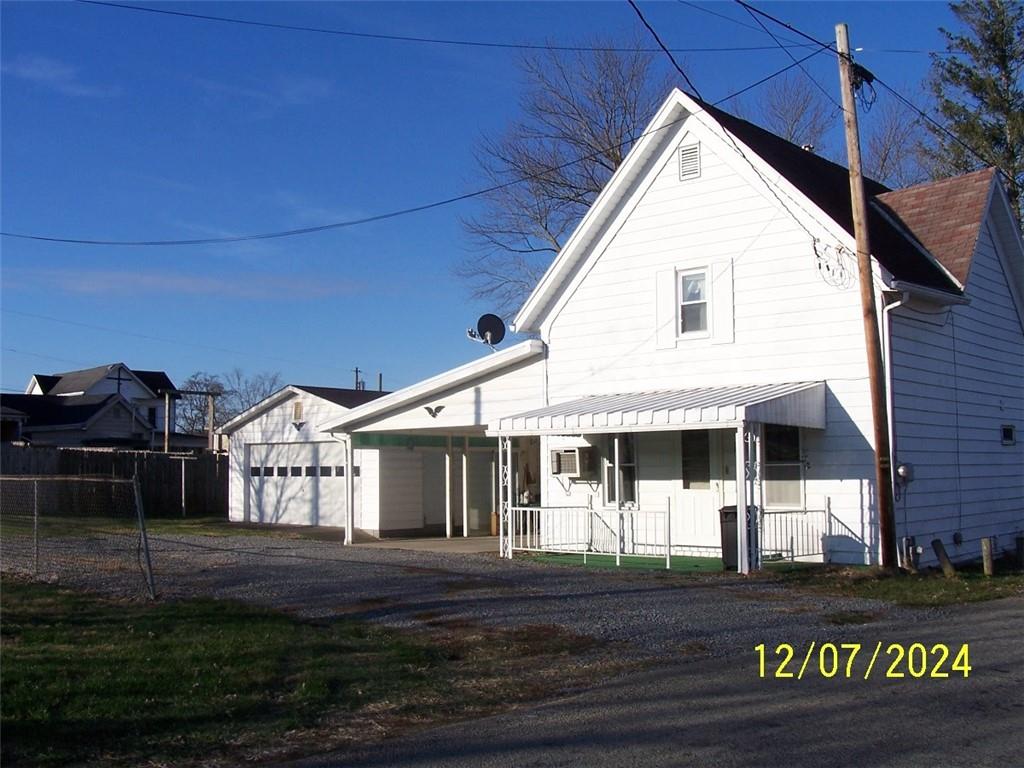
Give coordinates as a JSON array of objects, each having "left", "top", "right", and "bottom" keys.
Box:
[
  {"left": 764, "top": 424, "right": 802, "bottom": 507},
  {"left": 604, "top": 434, "right": 638, "bottom": 507},
  {"left": 678, "top": 269, "right": 709, "bottom": 336}
]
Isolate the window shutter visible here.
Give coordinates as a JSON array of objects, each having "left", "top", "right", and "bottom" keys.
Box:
[
  {"left": 655, "top": 269, "right": 677, "bottom": 349},
  {"left": 711, "top": 259, "right": 734, "bottom": 345}
]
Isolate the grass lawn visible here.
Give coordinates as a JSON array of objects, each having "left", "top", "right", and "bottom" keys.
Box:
[
  {"left": 1, "top": 514, "right": 345, "bottom": 541},
  {"left": 765, "top": 561, "right": 1024, "bottom": 606},
  {"left": 529, "top": 552, "right": 724, "bottom": 573},
  {"left": 1, "top": 577, "right": 620, "bottom": 767}
]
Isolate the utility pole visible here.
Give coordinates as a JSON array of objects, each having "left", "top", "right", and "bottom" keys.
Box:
[
  {"left": 163, "top": 390, "right": 171, "bottom": 452},
  {"left": 836, "top": 23, "right": 897, "bottom": 569},
  {"left": 206, "top": 393, "right": 215, "bottom": 451}
]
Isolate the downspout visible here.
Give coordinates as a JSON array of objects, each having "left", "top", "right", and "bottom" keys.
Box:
[{"left": 881, "top": 290, "right": 909, "bottom": 555}]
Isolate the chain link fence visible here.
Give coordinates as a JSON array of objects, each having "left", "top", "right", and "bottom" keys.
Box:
[{"left": 0, "top": 476, "right": 155, "bottom": 599}]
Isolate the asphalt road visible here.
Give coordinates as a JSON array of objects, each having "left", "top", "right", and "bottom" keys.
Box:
[{"left": 287, "top": 595, "right": 1024, "bottom": 768}]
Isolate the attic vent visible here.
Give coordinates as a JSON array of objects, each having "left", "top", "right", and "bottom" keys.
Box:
[{"left": 679, "top": 143, "right": 701, "bottom": 180}]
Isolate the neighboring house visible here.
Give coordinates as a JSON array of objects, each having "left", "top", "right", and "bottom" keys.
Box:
[
  {"left": 234, "top": 89, "right": 1024, "bottom": 572},
  {"left": 221, "top": 385, "right": 388, "bottom": 527},
  {"left": 7, "top": 362, "right": 190, "bottom": 449},
  {"left": 0, "top": 393, "right": 154, "bottom": 448}
]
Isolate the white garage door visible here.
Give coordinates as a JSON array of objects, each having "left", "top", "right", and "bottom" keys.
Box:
[{"left": 247, "top": 442, "right": 348, "bottom": 527}]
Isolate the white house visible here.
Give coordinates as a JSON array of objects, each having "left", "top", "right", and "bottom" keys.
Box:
[
  {"left": 7, "top": 363, "right": 179, "bottom": 449},
  {"left": 313, "top": 89, "right": 1022, "bottom": 572},
  {"left": 221, "top": 385, "right": 388, "bottom": 527}
]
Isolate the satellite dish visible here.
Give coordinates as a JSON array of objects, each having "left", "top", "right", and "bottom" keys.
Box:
[{"left": 476, "top": 314, "right": 506, "bottom": 346}]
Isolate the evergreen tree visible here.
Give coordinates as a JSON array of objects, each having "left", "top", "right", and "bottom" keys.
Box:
[{"left": 925, "top": 0, "right": 1023, "bottom": 220}]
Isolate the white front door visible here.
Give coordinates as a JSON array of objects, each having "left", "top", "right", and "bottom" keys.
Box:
[{"left": 677, "top": 430, "right": 721, "bottom": 551}]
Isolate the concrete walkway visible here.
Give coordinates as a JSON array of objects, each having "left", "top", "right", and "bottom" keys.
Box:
[{"left": 353, "top": 535, "right": 499, "bottom": 555}]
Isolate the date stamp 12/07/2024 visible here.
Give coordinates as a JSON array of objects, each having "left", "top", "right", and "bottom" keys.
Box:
[{"left": 755, "top": 642, "right": 972, "bottom": 680}]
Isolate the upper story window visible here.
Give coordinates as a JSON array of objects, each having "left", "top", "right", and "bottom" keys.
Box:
[
  {"left": 678, "top": 269, "right": 709, "bottom": 336},
  {"left": 293, "top": 401, "right": 303, "bottom": 421}
]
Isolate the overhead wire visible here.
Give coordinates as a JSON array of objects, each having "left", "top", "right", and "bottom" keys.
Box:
[
  {"left": 627, "top": 0, "right": 704, "bottom": 100},
  {"left": 76, "top": 0, "right": 810, "bottom": 54},
  {"left": 0, "top": 50, "right": 827, "bottom": 248},
  {"left": 734, "top": 0, "right": 999, "bottom": 172}
]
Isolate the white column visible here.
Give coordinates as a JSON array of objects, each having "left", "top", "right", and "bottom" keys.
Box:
[
  {"left": 462, "top": 436, "right": 469, "bottom": 537},
  {"left": 344, "top": 435, "right": 355, "bottom": 545},
  {"left": 505, "top": 437, "right": 514, "bottom": 557},
  {"left": 445, "top": 435, "right": 452, "bottom": 539},
  {"left": 735, "top": 424, "right": 749, "bottom": 574}
]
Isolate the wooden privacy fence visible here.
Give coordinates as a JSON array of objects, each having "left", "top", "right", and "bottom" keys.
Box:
[{"left": 0, "top": 445, "right": 227, "bottom": 518}]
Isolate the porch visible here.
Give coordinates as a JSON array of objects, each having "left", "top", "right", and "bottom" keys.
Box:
[{"left": 491, "top": 382, "right": 830, "bottom": 573}]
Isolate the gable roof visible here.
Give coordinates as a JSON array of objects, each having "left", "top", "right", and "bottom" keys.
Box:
[
  {"left": 30, "top": 363, "right": 175, "bottom": 398},
  {"left": 875, "top": 168, "right": 997, "bottom": 285},
  {"left": 695, "top": 98, "right": 959, "bottom": 293},
  {"left": 293, "top": 386, "right": 390, "bottom": 409},
  {"left": 133, "top": 370, "right": 178, "bottom": 395},
  {"left": 320, "top": 339, "right": 546, "bottom": 433},
  {"left": 0, "top": 393, "right": 131, "bottom": 429},
  {"left": 514, "top": 89, "right": 964, "bottom": 331},
  {"left": 219, "top": 384, "right": 392, "bottom": 434}
]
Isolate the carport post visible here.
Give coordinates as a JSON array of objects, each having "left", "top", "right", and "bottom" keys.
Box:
[
  {"left": 497, "top": 439, "right": 505, "bottom": 556},
  {"left": 445, "top": 435, "right": 452, "bottom": 539},
  {"left": 735, "top": 424, "right": 750, "bottom": 574},
  {"left": 462, "top": 436, "right": 469, "bottom": 537},
  {"left": 343, "top": 434, "right": 355, "bottom": 545}
]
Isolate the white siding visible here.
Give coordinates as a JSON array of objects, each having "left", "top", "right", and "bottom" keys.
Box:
[
  {"left": 350, "top": 358, "right": 544, "bottom": 433},
  {"left": 540, "top": 124, "right": 879, "bottom": 563},
  {"left": 228, "top": 392, "right": 351, "bottom": 524},
  {"left": 891, "top": 224, "right": 1024, "bottom": 564}
]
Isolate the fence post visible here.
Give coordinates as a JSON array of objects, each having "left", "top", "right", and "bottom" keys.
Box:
[
  {"left": 181, "top": 457, "right": 186, "bottom": 518},
  {"left": 133, "top": 475, "right": 157, "bottom": 600},
  {"left": 665, "top": 496, "right": 671, "bottom": 571},
  {"left": 33, "top": 478, "right": 39, "bottom": 576},
  {"left": 585, "top": 495, "right": 593, "bottom": 565}
]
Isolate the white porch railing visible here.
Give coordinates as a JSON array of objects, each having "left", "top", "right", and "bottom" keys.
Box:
[
  {"left": 758, "top": 508, "right": 828, "bottom": 562},
  {"left": 509, "top": 502, "right": 673, "bottom": 569}
]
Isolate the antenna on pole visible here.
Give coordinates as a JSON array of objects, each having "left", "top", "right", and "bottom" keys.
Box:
[
  {"left": 352, "top": 367, "right": 365, "bottom": 390},
  {"left": 836, "top": 22, "right": 897, "bottom": 570}
]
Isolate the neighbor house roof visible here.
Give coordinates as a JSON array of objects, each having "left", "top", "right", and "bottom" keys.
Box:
[
  {"left": 30, "top": 363, "right": 177, "bottom": 398},
  {"left": 293, "top": 386, "right": 390, "bottom": 409},
  {"left": 0, "top": 393, "right": 125, "bottom": 428},
  {"left": 133, "top": 370, "right": 178, "bottom": 395},
  {"left": 874, "top": 167, "right": 997, "bottom": 286}
]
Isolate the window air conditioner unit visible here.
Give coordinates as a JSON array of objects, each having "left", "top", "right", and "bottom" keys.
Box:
[{"left": 550, "top": 447, "right": 593, "bottom": 478}]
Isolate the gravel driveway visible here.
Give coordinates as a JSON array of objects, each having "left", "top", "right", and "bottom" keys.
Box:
[{"left": 49, "top": 531, "right": 932, "bottom": 660}]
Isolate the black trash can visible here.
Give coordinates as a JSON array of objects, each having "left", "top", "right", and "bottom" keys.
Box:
[{"left": 719, "top": 505, "right": 738, "bottom": 571}]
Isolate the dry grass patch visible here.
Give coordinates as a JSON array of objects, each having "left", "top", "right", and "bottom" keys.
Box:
[{"left": 1, "top": 576, "right": 623, "bottom": 767}]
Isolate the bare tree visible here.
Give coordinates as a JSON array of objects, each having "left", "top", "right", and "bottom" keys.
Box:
[
  {"left": 176, "top": 369, "right": 281, "bottom": 432},
  {"left": 457, "top": 39, "right": 672, "bottom": 316},
  {"left": 176, "top": 372, "right": 226, "bottom": 433},
  {"left": 220, "top": 369, "right": 282, "bottom": 420},
  {"left": 862, "top": 98, "right": 929, "bottom": 188},
  {"left": 735, "top": 72, "right": 835, "bottom": 153}
]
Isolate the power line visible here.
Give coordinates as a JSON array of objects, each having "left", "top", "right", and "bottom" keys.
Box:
[
  {"left": 628, "top": 0, "right": 704, "bottom": 100},
  {"left": 736, "top": 0, "right": 843, "bottom": 114},
  {"left": 1, "top": 347, "right": 93, "bottom": 367},
  {"left": 76, "top": 0, "right": 811, "bottom": 54},
  {"left": 0, "top": 308, "right": 345, "bottom": 370},
  {"left": 0, "top": 52, "right": 827, "bottom": 248},
  {"left": 735, "top": 0, "right": 999, "bottom": 172}
]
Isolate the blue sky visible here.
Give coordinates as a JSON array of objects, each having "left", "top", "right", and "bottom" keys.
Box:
[{"left": 1, "top": 1, "right": 956, "bottom": 394}]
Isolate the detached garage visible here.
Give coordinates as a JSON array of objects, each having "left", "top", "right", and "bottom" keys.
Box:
[{"left": 222, "top": 385, "right": 387, "bottom": 527}]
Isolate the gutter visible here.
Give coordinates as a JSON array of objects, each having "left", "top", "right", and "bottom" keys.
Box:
[
  {"left": 890, "top": 280, "right": 970, "bottom": 306},
  {"left": 329, "top": 432, "right": 355, "bottom": 545}
]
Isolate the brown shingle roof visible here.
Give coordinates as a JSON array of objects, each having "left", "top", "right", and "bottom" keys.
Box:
[{"left": 874, "top": 168, "right": 996, "bottom": 286}]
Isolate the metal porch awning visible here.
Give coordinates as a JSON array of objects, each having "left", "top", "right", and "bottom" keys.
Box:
[{"left": 491, "top": 382, "right": 826, "bottom": 435}]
